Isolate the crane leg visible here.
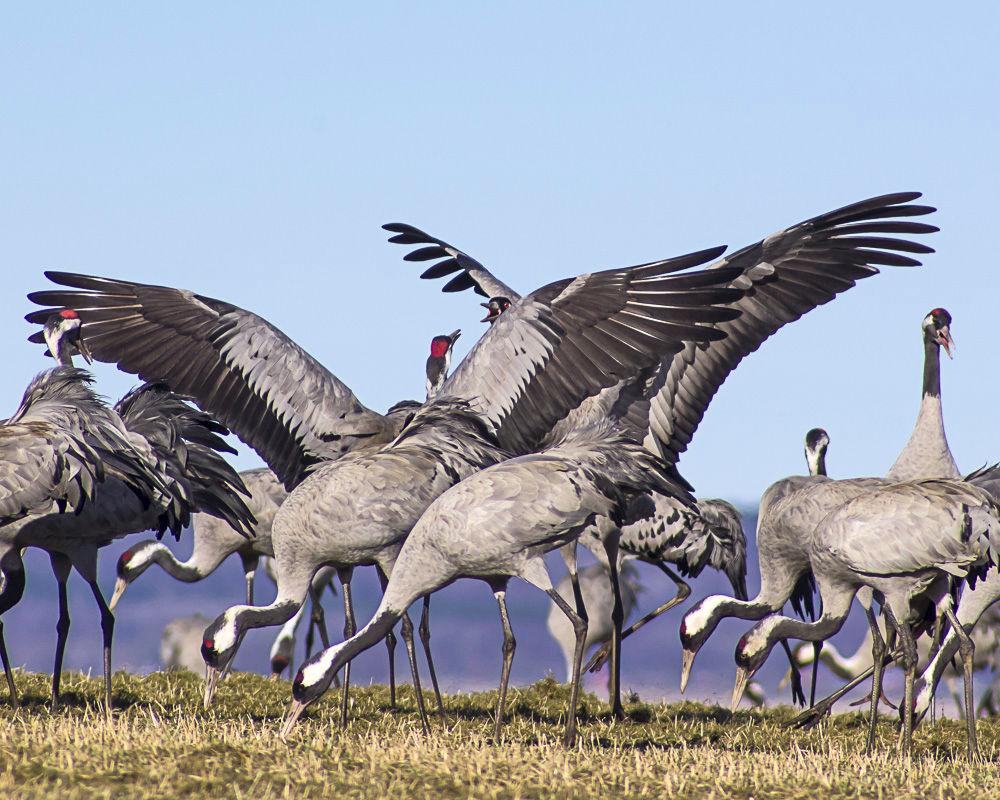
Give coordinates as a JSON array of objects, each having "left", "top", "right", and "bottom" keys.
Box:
[
  {"left": 492, "top": 584, "right": 515, "bottom": 742},
  {"left": 586, "top": 562, "right": 691, "bottom": 674},
  {"left": 943, "top": 605, "right": 979, "bottom": 761},
  {"left": 400, "top": 611, "right": 430, "bottom": 734},
  {"left": 0, "top": 622, "right": 16, "bottom": 708},
  {"left": 779, "top": 640, "right": 807, "bottom": 707},
  {"left": 808, "top": 641, "right": 823, "bottom": 708},
  {"left": 886, "top": 608, "right": 916, "bottom": 760},
  {"left": 376, "top": 566, "right": 397, "bottom": 709},
  {"left": 0, "top": 564, "right": 26, "bottom": 709},
  {"left": 865, "top": 607, "right": 887, "bottom": 753},
  {"left": 51, "top": 574, "right": 71, "bottom": 710},
  {"left": 546, "top": 586, "right": 587, "bottom": 748},
  {"left": 418, "top": 595, "right": 445, "bottom": 718},
  {"left": 87, "top": 579, "right": 115, "bottom": 718},
  {"left": 601, "top": 532, "right": 625, "bottom": 719},
  {"left": 338, "top": 568, "right": 356, "bottom": 729}
]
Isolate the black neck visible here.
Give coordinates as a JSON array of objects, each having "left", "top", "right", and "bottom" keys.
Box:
[
  {"left": 922, "top": 338, "right": 941, "bottom": 399},
  {"left": 0, "top": 563, "right": 26, "bottom": 614}
]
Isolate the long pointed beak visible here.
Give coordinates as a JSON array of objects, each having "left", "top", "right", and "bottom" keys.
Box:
[
  {"left": 731, "top": 666, "right": 751, "bottom": 712},
  {"left": 280, "top": 699, "right": 309, "bottom": 741},
  {"left": 680, "top": 649, "right": 696, "bottom": 693},
  {"left": 77, "top": 334, "right": 94, "bottom": 365},
  {"left": 108, "top": 577, "right": 128, "bottom": 612},
  {"left": 938, "top": 327, "right": 955, "bottom": 359},
  {"left": 204, "top": 666, "right": 222, "bottom": 710},
  {"left": 449, "top": 329, "right": 461, "bottom": 342}
]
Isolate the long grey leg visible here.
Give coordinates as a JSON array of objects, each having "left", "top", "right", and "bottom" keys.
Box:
[
  {"left": 865, "top": 607, "right": 886, "bottom": 753},
  {"left": 0, "top": 622, "right": 17, "bottom": 708},
  {"left": 943, "top": 604, "right": 979, "bottom": 761},
  {"left": 239, "top": 553, "right": 258, "bottom": 606},
  {"left": 886, "top": 607, "right": 916, "bottom": 760},
  {"left": 400, "top": 611, "right": 430, "bottom": 733},
  {"left": 546, "top": 587, "right": 587, "bottom": 747},
  {"left": 492, "top": 582, "right": 515, "bottom": 741},
  {"left": 50, "top": 554, "right": 73, "bottom": 710},
  {"left": 87, "top": 579, "right": 115, "bottom": 717},
  {"left": 602, "top": 530, "right": 625, "bottom": 720},
  {"left": 586, "top": 562, "right": 691, "bottom": 674},
  {"left": 338, "top": 567, "right": 355, "bottom": 729},
  {"left": 375, "top": 566, "right": 398, "bottom": 709},
  {"left": 418, "top": 595, "right": 445, "bottom": 718}
]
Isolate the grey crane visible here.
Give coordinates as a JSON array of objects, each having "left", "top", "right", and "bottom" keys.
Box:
[
  {"left": 281, "top": 422, "right": 690, "bottom": 746},
  {"left": 678, "top": 428, "right": 841, "bottom": 702},
  {"left": 387, "top": 192, "right": 936, "bottom": 714},
  {"left": 109, "top": 468, "right": 287, "bottom": 611},
  {"left": 6, "top": 313, "right": 256, "bottom": 712},
  {"left": 0, "top": 366, "right": 164, "bottom": 706},
  {"left": 886, "top": 308, "right": 959, "bottom": 480},
  {"left": 197, "top": 239, "right": 750, "bottom": 722},
  {"left": 582, "top": 496, "right": 748, "bottom": 677},
  {"left": 680, "top": 305, "right": 963, "bottom": 704},
  {"left": 160, "top": 614, "right": 214, "bottom": 674},
  {"left": 27, "top": 192, "right": 936, "bottom": 717},
  {"left": 730, "top": 479, "right": 1000, "bottom": 759}
]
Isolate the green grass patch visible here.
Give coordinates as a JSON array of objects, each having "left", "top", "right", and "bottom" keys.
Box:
[{"left": 0, "top": 671, "right": 995, "bottom": 799}]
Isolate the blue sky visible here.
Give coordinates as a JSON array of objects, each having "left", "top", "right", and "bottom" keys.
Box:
[{"left": 2, "top": 3, "right": 998, "bottom": 505}]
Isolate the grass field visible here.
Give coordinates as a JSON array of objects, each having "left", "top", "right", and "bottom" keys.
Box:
[{"left": 0, "top": 671, "right": 996, "bottom": 799}]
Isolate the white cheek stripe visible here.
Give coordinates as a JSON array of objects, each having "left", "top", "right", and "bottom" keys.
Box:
[
  {"left": 685, "top": 595, "right": 725, "bottom": 632},
  {"left": 300, "top": 645, "right": 341, "bottom": 685},
  {"left": 211, "top": 608, "right": 241, "bottom": 653}
]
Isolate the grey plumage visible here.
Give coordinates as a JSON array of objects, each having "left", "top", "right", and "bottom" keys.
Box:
[
  {"left": 110, "top": 467, "right": 286, "bottom": 612},
  {"left": 678, "top": 429, "right": 839, "bottom": 696},
  {"left": 201, "top": 244, "right": 745, "bottom": 723},
  {"left": 282, "top": 423, "right": 684, "bottom": 746},
  {"left": 27, "top": 278, "right": 405, "bottom": 490},
  {"left": 733, "top": 479, "right": 1000, "bottom": 758},
  {"left": 389, "top": 193, "right": 938, "bottom": 469}
]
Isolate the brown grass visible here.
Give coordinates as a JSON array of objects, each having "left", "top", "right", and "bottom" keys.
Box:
[{"left": 0, "top": 671, "right": 995, "bottom": 799}]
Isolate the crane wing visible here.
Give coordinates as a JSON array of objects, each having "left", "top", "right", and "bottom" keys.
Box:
[
  {"left": 383, "top": 223, "right": 522, "bottom": 301},
  {"left": 27, "top": 275, "right": 389, "bottom": 490},
  {"left": 439, "top": 247, "right": 746, "bottom": 454},
  {"left": 644, "top": 192, "right": 937, "bottom": 466}
]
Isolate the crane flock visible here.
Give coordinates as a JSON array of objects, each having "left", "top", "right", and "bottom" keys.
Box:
[{"left": 2, "top": 191, "right": 997, "bottom": 760}]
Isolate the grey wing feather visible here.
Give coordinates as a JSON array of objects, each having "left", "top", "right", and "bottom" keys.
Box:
[
  {"left": 644, "top": 193, "right": 937, "bottom": 465},
  {"left": 383, "top": 223, "right": 521, "bottom": 300},
  {"left": 440, "top": 247, "right": 747, "bottom": 454},
  {"left": 827, "top": 481, "right": 1000, "bottom": 577},
  {"left": 27, "top": 274, "right": 390, "bottom": 490},
  {"left": 0, "top": 368, "right": 158, "bottom": 523}
]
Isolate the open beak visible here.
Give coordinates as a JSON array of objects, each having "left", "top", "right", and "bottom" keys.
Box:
[
  {"left": 203, "top": 666, "right": 222, "bottom": 710},
  {"left": 449, "top": 329, "right": 461, "bottom": 343},
  {"left": 479, "top": 303, "right": 498, "bottom": 324},
  {"left": 937, "top": 326, "right": 955, "bottom": 359},
  {"left": 680, "top": 649, "right": 696, "bottom": 693},
  {"left": 108, "top": 577, "right": 128, "bottom": 612},
  {"left": 280, "top": 698, "right": 309, "bottom": 741},
  {"left": 71, "top": 328, "right": 94, "bottom": 364},
  {"left": 731, "top": 666, "right": 752, "bottom": 712}
]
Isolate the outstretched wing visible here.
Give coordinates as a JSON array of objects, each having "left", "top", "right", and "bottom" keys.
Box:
[
  {"left": 645, "top": 192, "right": 937, "bottom": 466},
  {"left": 27, "top": 276, "right": 390, "bottom": 490},
  {"left": 383, "top": 223, "right": 522, "bottom": 300},
  {"left": 440, "top": 247, "right": 747, "bottom": 454}
]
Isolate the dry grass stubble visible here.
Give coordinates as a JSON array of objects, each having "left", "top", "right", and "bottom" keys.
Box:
[{"left": 0, "top": 671, "right": 996, "bottom": 799}]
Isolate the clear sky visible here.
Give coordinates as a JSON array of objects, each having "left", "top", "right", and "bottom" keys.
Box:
[{"left": 2, "top": 3, "right": 998, "bottom": 505}]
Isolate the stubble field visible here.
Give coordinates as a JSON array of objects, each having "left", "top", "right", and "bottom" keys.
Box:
[{"left": 0, "top": 671, "right": 995, "bottom": 799}]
